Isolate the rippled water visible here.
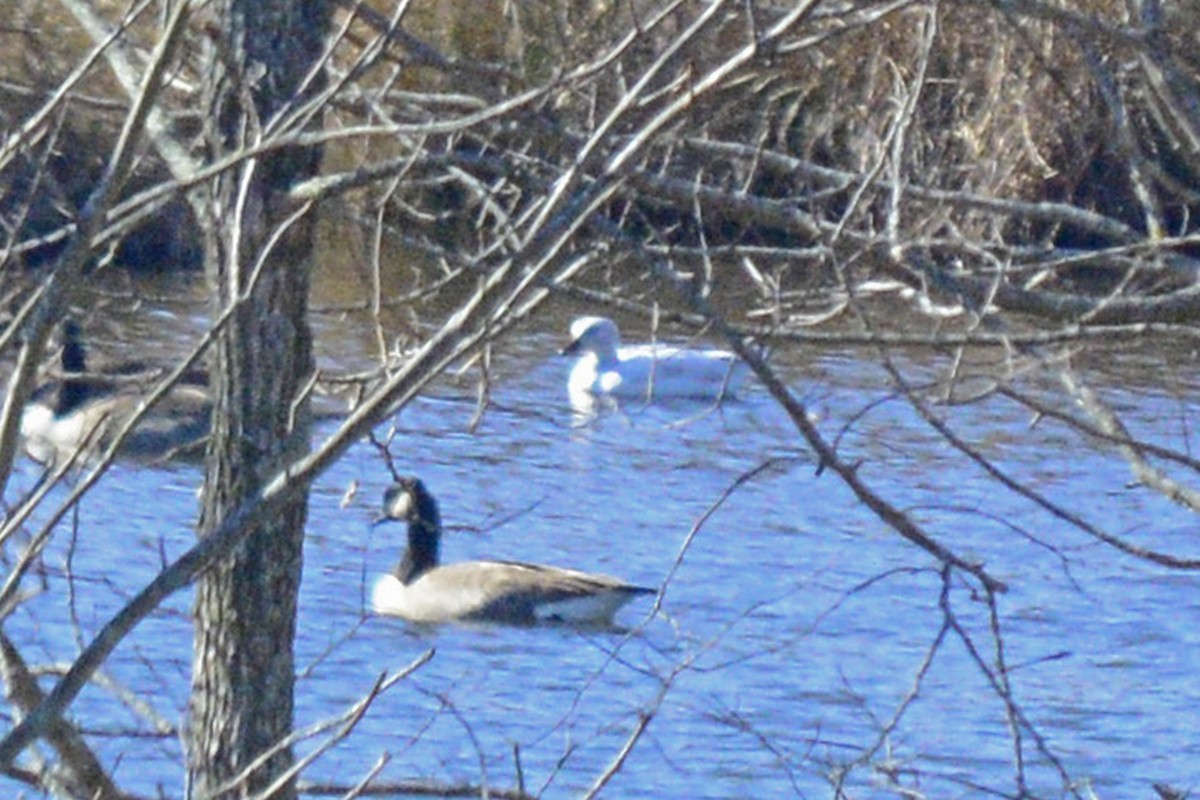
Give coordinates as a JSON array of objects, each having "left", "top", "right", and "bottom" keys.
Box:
[{"left": 4, "top": 307, "right": 1200, "bottom": 798}]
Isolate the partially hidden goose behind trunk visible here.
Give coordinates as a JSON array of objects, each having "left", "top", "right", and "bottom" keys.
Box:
[
  {"left": 20, "top": 320, "right": 210, "bottom": 465},
  {"left": 371, "top": 477, "right": 656, "bottom": 627}
]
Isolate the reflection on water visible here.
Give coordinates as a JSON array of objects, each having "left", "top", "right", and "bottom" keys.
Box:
[{"left": 3, "top": 295, "right": 1200, "bottom": 798}]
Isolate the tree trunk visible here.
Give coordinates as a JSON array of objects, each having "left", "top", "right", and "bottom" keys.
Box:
[{"left": 187, "top": 2, "right": 330, "bottom": 797}]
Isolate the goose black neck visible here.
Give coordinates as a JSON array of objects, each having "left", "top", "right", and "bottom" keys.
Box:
[
  {"left": 395, "top": 498, "right": 442, "bottom": 585},
  {"left": 57, "top": 323, "right": 93, "bottom": 415},
  {"left": 61, "top": 322, "right": 87, "bottom": 373}
]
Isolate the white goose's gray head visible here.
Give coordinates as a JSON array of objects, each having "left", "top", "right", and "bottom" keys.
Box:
[
  {"left": 561, "top": 316, "right": 622, "bottom": 361},
  {"left": 379, "top": 477, "right": 443, "bottom": 584}
]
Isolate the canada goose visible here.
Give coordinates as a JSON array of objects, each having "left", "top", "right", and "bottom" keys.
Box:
[
  {"left": 561, "top": 316, "right": 749, "bottom": 404},
  {"left": 371, "top": 477, "right": 656, "bottom": 626},
  {"left": 20, "top": 321, "right": 211, "bottom": 465}
]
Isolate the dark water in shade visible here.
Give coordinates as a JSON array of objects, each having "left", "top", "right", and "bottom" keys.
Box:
[{"left": 3, "top": 295, "right": 1200, "bottom": 799}]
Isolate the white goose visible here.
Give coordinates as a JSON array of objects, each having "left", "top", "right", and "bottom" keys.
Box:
[
  {"left": 371, "top": 477, "right": 656, "bottom": 626},
  {"left": 561, "top": 316, "right": 748, "bottom": 404}
]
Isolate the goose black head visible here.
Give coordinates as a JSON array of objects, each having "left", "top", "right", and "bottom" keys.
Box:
[{"left": 379, "top": 477, "right": 441, "bottom": 530}]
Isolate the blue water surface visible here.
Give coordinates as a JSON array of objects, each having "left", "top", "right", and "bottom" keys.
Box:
[{"left": 3, "top": 320, "right": 1199, "bottom": 799}]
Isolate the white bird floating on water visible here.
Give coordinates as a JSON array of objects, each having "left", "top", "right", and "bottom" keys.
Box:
[
  {"left": 561, "top": 316, "right": 749, "bottom": 407},
  {"left": 371, "top": 477, "right": 656, "bottom": 627}
]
